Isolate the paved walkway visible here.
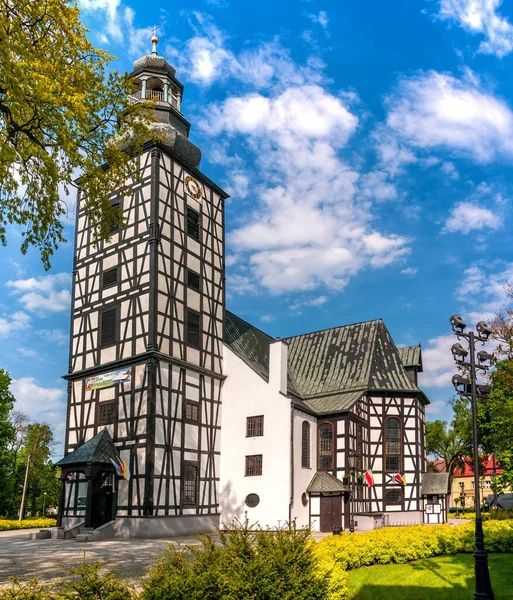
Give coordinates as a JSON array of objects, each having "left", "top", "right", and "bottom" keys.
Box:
[{"left": 0, "top": 529, "right": 202, "bottom": 587}]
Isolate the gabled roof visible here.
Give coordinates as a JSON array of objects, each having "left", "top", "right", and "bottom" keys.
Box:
[
  {"left": 224, "top": 310, "right": 273, "bottom": 381},
  {"left": 307, "top": 471, "right": 349, "bottom": 493},
  {"left": 398, "top": 345, "right": 423, "bottom": 372},
  {"left": 56, "top": 429, "right": 120, "bottom": 467},
  {"left": 421, "top": 472, "right": 450, "bottom": 495},
  {"left": 284, "top": 320, "right": 423, "bottom": 399},
  {"left": 223, "top": 311, "right": 429, "bottom": 415}
]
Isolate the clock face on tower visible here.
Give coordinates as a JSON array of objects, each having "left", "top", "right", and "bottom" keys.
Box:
[{"left": 185, "top": 176, "right": 202, "bottom": 199}]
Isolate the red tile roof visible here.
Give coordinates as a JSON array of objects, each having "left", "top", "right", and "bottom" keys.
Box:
[{"left": 434, "top": 457, "right": 503, "bottom": 477}]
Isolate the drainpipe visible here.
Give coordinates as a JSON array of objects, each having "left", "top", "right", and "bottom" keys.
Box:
[{"left": 289, "top": 403, "right": 294, "bottom": 524}]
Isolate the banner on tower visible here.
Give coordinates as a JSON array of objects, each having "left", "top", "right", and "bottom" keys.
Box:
[{"left": 85, "top": 367, "right": 131, "bottom": 391}]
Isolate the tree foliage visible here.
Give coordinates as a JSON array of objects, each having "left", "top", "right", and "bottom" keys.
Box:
[{"left": 0, "top": 0, "right": 154, "bottom": 267}]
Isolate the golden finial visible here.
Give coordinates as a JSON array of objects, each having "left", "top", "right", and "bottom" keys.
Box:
[{"left": 151, "top": 25, "right": 159, "bottom": 55}]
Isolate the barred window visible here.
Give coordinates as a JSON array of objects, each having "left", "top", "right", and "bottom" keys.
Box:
[
  {"left": 385, "top": 417, "right": 402, "bottom": 472},
  {"left": 185, "top": 401, "right": 199, "bottom": 423},
  {"left": 102, "top": 267, "right": 118, "bottom": 289},
  {"left": 186, "top": 207, "right": 200, "bottom": 241},
  {"left": 181, "top": 463, "right": 198, "bottom": 506},
  {"left": 356, "top": 424, "right": 363, "bottom": 469},
  {"left": 98, "top": 402, "right": 115, "bottom": 424},
  {"left": 385, "top": 488, "right": 403, "bottom": 505},
  {"left": 318, "top": 422, "right": 334, "bottom": 470},
  {"left": 302, "top": 421, "right": 310, "bottom": 468},
  {"left": 245, "top": 455, "right": 263, "bottom": 476},
  {"left": 186, "top": 309, "right": 201, "bottom": 348},
  {"left": 100, "top": 307, "right": 117, "bottom": 347},
  {"left": 246, "top": 416, "right": 264, "bottom": 437}
]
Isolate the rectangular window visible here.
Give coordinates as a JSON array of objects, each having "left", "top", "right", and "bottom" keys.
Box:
[
  {"left": 109, "top": 202, "right": 121, "bottom": 236},
  {"left": 301, "top": 421, "right": 310, "bottom": 469},
  {"left": 186, "top": 207, "right": 200, "bottom": 241},
  {"left": 386, "top": 455, "right": 400, "bottom": 472},
  {"left": 356, "top": 424, "right": 363, "bottom": 470},
  {"left": 102, "top": 267, "right": 118, "bottom": 289},
  {"left": 245, "top": 454, "right": 263, "bottom": 476},
  {"left": 246, "top": 416, "right": 264, "bottom": 437},
  {"left": 186, "top": 309, "right": 201, "bottom": 348},
  {"left": 185, "top": 401, "right": 199, "bottom": 423},
  {"left": 100, "top": 307, "right": 117, "bottom": 347},
  {"left": 181, "top": 463, "right": 198, "bottom": 506},
  {"left": 187, "top": 269, "right": 201, "bottom": 292},
  {"left": 97, "top": 402, "right": 115, "bottom": 424}
]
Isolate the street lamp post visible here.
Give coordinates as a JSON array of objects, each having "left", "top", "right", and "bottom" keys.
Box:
[
  {"left": 348, "top": 450, "right": 360, "bottom": 533},
  {"left": 42, "top": 492, "right": 47, "bottom": 518},
  {"left": 450, "top": 314, "right": 494, "bottom": 600}
]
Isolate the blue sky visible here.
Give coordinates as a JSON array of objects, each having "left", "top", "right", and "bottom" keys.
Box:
[{"left": 3, "top": 0, "right": 513, "bottom": 455}]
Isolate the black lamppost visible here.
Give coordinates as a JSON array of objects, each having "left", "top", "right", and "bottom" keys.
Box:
[
  {"left": 348, "top": 450, "right": 360, "bottom": 533},
  {"left": 450, "top": 314, "right": 494, "bottom": 600}
]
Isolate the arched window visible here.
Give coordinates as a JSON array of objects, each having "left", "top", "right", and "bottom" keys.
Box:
[
  {"left": 318, "top": 422, "right": 334, "bottom": 470},
  {"left": 302, "top": 421, "right": 310, "bottom": 468},
  {"left": 384, "top": 417, "right": 402, "bottom": 472}
]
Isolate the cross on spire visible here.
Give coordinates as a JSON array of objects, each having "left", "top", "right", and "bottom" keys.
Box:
[
  {"left": 151, "top": 25, "right": 159, "bottom": 37},
  {"left": 151, "top": 25, "right": 159, "bottom": 55}
]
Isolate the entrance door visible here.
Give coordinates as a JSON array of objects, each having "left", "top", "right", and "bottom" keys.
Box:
[
  {"left": 90, "top": 472, "right": 115, "bottom": 529},
  {"left": 320, "top": 495, "right": 342, "bottom": 532}
]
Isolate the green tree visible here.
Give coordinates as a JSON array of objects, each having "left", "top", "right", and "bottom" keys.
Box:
[
  {"left": 0, "top": 370, "right": 15, "bottom": 515},
  {"left": 0, "top": 0, "right": 154, "bottom": 268},
  {"left": 479, "top": 359, "right": 513, "bottom": 495},
  {"left": 21, "top": 423, "right": 56, "bottom": 516}
]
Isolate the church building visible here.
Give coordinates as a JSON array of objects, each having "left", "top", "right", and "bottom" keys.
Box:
[{"left": 56, "top": 38, "right": 430, "bottom": 538}]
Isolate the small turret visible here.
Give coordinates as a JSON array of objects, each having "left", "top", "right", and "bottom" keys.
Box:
[{"left": 129, "top": 33, "right": 202, "bottom": 167}]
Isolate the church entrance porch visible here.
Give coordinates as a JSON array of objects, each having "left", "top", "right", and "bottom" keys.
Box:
[
  {"left": 90, "top": 472, "right": 116, "bottom": 529},
  {"left": 320, "top": 495, "right": 343, "bottom": 532}
]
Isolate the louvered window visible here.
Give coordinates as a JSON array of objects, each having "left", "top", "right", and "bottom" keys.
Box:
[
  {"left": 302, "top": 421, "right": 311, "bottom": 468},
  {"left": 186, "top": 309, "right": 201, "bottom": 348},
  {"left": 109, "top": 202, "right": 121, "bottom": 236},
  {"left": 187, "top": 269, "right": 201, "bottom": 292},
  {"left": 186, "top": 207, "right": 200, "bottom": 241},
  {"left": 98, "top": 402, "right": 115, "bottom": 424},
  {"left": 102, "top": 267, "right": 118, "bottom": 288},
  {"left": 181, "top": 463, "right": 198, "bottom": 506},
  {"left": 100, "top": 307, "right": 117, "bottom": 347}
]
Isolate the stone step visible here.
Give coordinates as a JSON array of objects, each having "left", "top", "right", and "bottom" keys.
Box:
[
  {"left": 76, "top": 530, "right": 100, "bottom": 542},
  {"left": 28, "top": 529, "right": 52, "bottom": 540}
]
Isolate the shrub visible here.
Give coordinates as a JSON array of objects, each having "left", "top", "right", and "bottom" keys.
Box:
[
  {"left": 141, "top": 519, "right": 344, "bottom": 600},
  {"left": 314, "top": 520, "right": 513, "bottom": 575},
  {"left": 0, "top": 518, "right": 56, "bottom": 531},
  {"left": 454, "top": 509, "right": 513, "bottom": 521}
]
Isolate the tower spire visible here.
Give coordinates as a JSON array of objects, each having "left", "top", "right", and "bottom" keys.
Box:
[{"left": 151, "top": 25, "right": 159, "bottom": 55}]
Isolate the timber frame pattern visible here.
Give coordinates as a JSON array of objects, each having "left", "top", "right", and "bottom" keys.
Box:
[{"left": 62, "top": 142, "right": 227, "bottom": 524}]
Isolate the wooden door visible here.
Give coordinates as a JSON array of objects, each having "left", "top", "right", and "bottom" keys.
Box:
[{"left": 320, "top": 496, "right": 342, "bottom": 532}]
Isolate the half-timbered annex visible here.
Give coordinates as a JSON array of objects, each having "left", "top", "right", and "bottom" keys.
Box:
[
  {"left": 222, "top": 312, "right": 430, "bottom": 532},
  {"left": 57, "top": 37, "right": 430, "bottom": 538}
]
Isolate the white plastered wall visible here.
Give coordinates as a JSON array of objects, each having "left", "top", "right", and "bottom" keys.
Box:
[
  {"left": 220, "top": 341, "right": 291, "bottom": 529},
  {"left": 290, "top": 409, "right": 317, "bottom": 529}
]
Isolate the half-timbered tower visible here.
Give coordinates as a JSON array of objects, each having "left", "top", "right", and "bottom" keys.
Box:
[
  {"left": 221, "top": 313, "right": 429, "bottom": 533},
  {"left": 57, "top": 36, "right": 227, "bottom": 538}
]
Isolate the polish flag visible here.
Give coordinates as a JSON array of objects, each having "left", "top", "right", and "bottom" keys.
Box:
[{"left": 365, "top": 470, "right": 374, "bottom": 487}]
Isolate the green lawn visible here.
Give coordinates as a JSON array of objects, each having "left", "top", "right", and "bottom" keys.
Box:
[{"left": 347, "top": 553, "right": 513, "bottom": 600}]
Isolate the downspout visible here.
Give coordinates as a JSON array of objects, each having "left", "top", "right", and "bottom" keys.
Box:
[{"left": 289, "top": 403, "right": 294, "bottom": 524}]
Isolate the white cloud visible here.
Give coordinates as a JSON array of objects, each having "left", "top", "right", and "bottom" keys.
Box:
[
  {"left": 422, "top": 333, "right": 457, "bottom": 387},
  {"left": 385, "top": 70, "right": 513, "bottom": 163},
  {"left": 401, "top": 267, "right": 418, "bottom": 276},
  {"left": 168, "top": 14, "right": 327, "bottom": 89},
  {"left": 437, "top": 0, "right": 513, "bottom": 57},
  {"left": 10, "top": 377, "right": 66, "bottom": 428},
  {"left": 440, "top": 161, "right": 460, "bottom": 180},
  {"left": 78, "top": 0, "right": 124, "bottom": 43},
  {"left": 7, "top": 273, "right": 71, "bottom": 314},
  {"left": 306, "top": 11, "right": 329, "bottom": 30},
  {"left": 260, "top": 314, "right": 276, "bottom": 323},
  {"left": 17, "top": 348, "right": 38, "bottom": 358},
  {"left": 425, "top": 399, "right": 448, "bottom": 416},
  {"left": 444, "top": 201, "right": 502, "bottom": 233},
  {"left": 290, "top": 295, "right": 329, "bottom": 311},
  {"left": 35, "top": 329, "right": 68, "bottom": 346},
  {"left": 0, "top": 311, "right": 30, "bottom": 337}
]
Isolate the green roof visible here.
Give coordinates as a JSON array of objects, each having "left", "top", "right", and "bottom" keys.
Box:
[
  {"left": 56, "top": 428, "right": 120, "bottom": 467},
  {"left": 398, "top": 345, "right": 423, "bottom": 371},
  {"left": 224, "top": 312, "right": 429, "bottom": 415},
  {"left": 307, "top": 471, "right": 349, "bottom": 493}
]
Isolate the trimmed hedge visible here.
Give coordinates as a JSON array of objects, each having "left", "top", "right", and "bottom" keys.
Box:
[
  {"left": 453, "top": 510, "right": 513, "bottom": 521},
  {"left": 0, "top": 518, "right": 56, "bottom": 531}
]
